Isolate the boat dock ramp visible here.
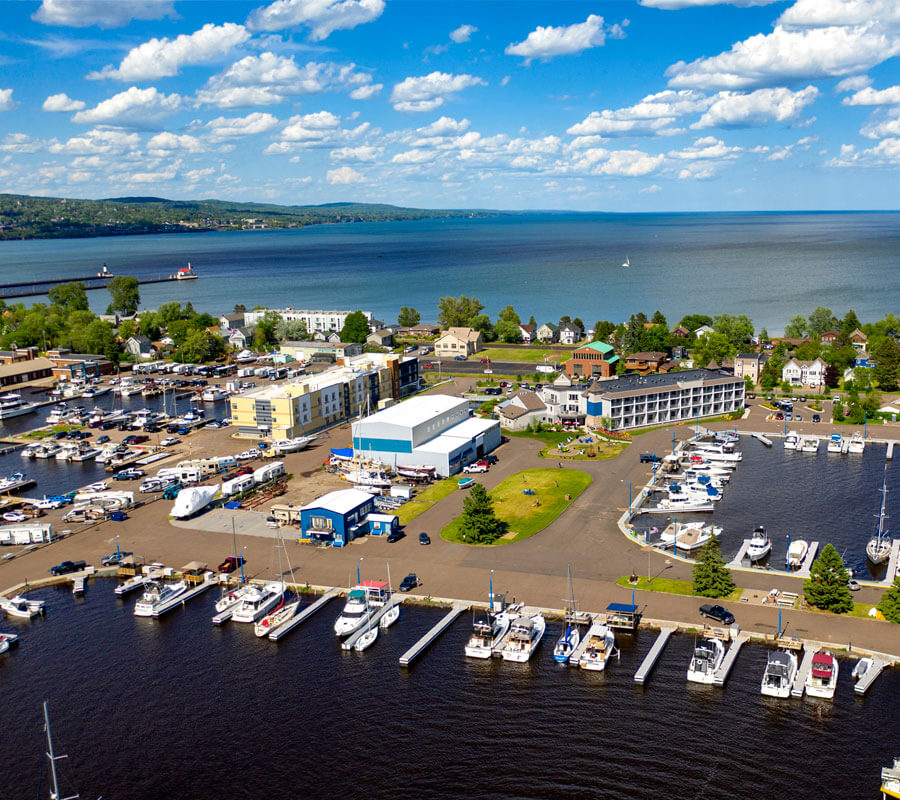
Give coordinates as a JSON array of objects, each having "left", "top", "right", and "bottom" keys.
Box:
[
  {"left": 855, "top": 659, "right": 890, "bottom": 695},
  {"left": 341, "top": 596, "right": 404, "bottom": 650},
  {"left": 713, "top": 633, "right": 748, "bottom": 686},
  {"left": 399, "top": 601, "right": 469, "bottom": 667},
  {"left": 791, "top": 648, "right": 816, "bottom": 698},
  {"left": 269, "top": 589, "right": 339, "bottom": 640},
  {"left": 634, "top": 627, "right": 675, "bottom": 684}
]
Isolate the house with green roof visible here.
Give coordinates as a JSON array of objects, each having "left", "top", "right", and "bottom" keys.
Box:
[{"left": 564, "top": 340, "right": 620, "bottom": 379}]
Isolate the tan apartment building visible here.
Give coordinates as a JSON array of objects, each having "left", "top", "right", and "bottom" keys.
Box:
[{"left": 434, "top": 327, "right": 483, "bottom": 358}]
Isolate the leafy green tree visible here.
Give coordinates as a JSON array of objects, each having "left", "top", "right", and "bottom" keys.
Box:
[
  {"left": 558, "top": 315, "right": 572, "bottom": 327},
  {"left": 695, "top": 332, "right": 735, "bottom": 367},
  {"left": 48, "top": 281, "right": 88, "bottom": 312},
  {"left": 276, "top": 318, "right": 308, "bottom": 342},
  {"left": 692, "top": 538, "right": 736, "bottom": 599},
  {"left": 592, "top": 321, "right": 616, "bottom": 342},
  {"left": 873, "top": 337, "right": 900, "bottom": 391},
  {"left": 803, "top": 544, "right": 853, "bottom": 613},
  {"left": 877, "top": 577, "right": 900, "bottom": 623},
  {"left": 821, "top": 343, "right": 858, "bottom": 371},
  {"left": 498, "top": 305, "right": 520, "bottom": 325},
  {"left": 106, "top": 276, "right": 140, "bottom": 316},
  {"left": 744, "top": 375, "right": 755, "bottom": 392},
  {"left": 808, "top": 306, "right": 838, "bottom": 337},
  {"left": 758, "top": 328, "right": 769, "bottom": 342},
  {"left": 651, "top": 310, "right": 667, "bottom": 326},
  {"left": 784, "top": 315, "right": 808, "bottom": 339},
  {"left": 340, "top": 310, "right": 371, "bottom": 343},
  {"left": 182, "top": 329, "right": 224, "bottom": 363},
  {"left": 397, "top": 306, "right": 420, "bottom": 327},
  {"left": 468, "top": 313, "right": 494, "bottom": 340},
  {"left": 81, "top": 319, "right": 121, "bottom": 362},
  {"left": 793, "top": 341, "right": 822, "bottom": 361},
  {"left": 679, "top": 313, "right": 713, "bottom": 333},
  {"left": 438, "top": 296, "right": 484, "bottom": 328},
  {"left": 713, "top": 313, "right": 754, "bottom": 348},
  {"left": 118, "top": 319, "right": 137, "bottom": 340},
  {"left": 495, "top": 317, "right": 523, "bottom": 343},
  {"left": 458, "top": 482, "right": 507, "bottom": 544},
  {"left": 254, "top": 311, "right": 282, "bottom": 349}
]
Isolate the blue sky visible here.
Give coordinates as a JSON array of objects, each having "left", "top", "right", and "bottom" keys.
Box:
[{"left": 1, "top": 0, "right": 899, "bottom": 211}]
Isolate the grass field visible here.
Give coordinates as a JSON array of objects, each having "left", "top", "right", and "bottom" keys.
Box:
[
  {"left": 508, "top": 428, "right": 628, "bottom": 460},
  {"left": 441, "top": 468, "right": 592, "bottom": 545},
  {"left": 396, "top": 478, "right": 458, "bottom": 525},
  {"left": 481, "top": 347, "right": 562, "bottom": 363},
  {"left": 616, "top": 575, "right": 743, "bottom": 602}
]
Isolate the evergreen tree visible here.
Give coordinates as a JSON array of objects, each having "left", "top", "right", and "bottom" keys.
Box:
[
  {"left": 651, "top": 309, "right": 667, "bottom": 326},
  {"left": 340, "top": 310, "right": 371, "bottom": 343},
  {"left": 592, "top": 321, "right": 615, "bottom": 342},
  {"left": 803, "top": 543, "right": 853, "bottom": 613},
  {"left": 692, "top": 538, "right": 736, "bottom": 599},
  {"left": 528, "top": 314, "right": 536, "bottom": 327},
  {"left": 877, "top": 577, "right": 900, "bottom": 623},
  {"left": 459, "top": 483, "right": 507, "bottom": 544},
  {"left": 873, "top": 337, "right": 900, "bottom": 391}
]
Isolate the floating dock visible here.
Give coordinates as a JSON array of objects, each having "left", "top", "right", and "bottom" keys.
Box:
[
  {"left": 399, "top": 602, "right": 468, "bottom": 667},
  {"left": 855, "top": 658, "right": 890, "bottom": 695},
  {"left": 642, "top": 504, "right": 714, "bottom": 514},
  {"left": 268, "top": 589, "right": 338, "bottom": 641},
  {"left": 791, "top": 648, "right": 815, "bottom": 698},
  {"left": 884, "top": 540, "right": 900, "bottom": 587},
  {"left": 752, "top": 433, "right": 773, "bottom": 447},
  {"left": 795, "top": 541, "right": 819, "bottom": 579},
  {"left": 341, "top": 596, "right": 404, "bottom": 650},
  {"left": 634, "top": 627, "right": 675, "bottom": 684},
  {"left": 152, "top": 577, "right": 216, "bottom": 617},
  {"left": 888, "top": 442, "right": 894, "bottom": 460},
  {"left": 713, "top": 634, "right": 747, "bottom": 686},
  {"left": 565, "top": 615, "right": 595, "bottom": 667},
  {"left": 726, "top": 540, "right": 751, "bottom": 569}
]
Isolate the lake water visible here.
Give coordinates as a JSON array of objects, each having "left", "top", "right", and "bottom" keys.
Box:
[
  {"left": 0, "top": 583, "right": 897, "bottom": 799},
  {"left": 2, "top": 212, "right": 899, "bottom": 333}
]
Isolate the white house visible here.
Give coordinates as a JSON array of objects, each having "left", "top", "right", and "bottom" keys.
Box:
[
  {"left": 782, "top": 357, "right": 826, "bottom": 387},
  {"left": 498, "top": 390, "right": 548, "bottom": 430},
  {"left": 558, "top": 322, "right": 583, "bottom": 345},
  {"left": 540, "top": 372, "right": 589, "bottom": 423},
  {"left": 693, "top": 325, "right": 715, "bottom": 339},
  {"left": 434, "top": 327, "right": 483, "bottom": 358}
]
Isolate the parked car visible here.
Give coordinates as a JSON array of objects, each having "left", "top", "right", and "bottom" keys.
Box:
[
  {"left": 101, "top": 550, "right": 133, "bottom": 566},
  {"left": 463, "top": 463, "right": 488, "bottom": 473},
  {"left": 699, "top": 604, "right": 735, "bottom": 625},
  {"left": 799, "top": 395, "right": 808, "bottom": 402},
  {"left": 775, "top": 412, "right": 784, "bottom": 420},
  {"left": 399, "top": 573, "right": 421, "bottom": 592},
  {"left": 794, "top": 414, "right": 802, "bottom": 422},
  {"left": 812, "top": 414, "right": 821, "bottom": 423},
  {"left": 113, "top": 468, "right": 146, "bottom": 481},
  {"left": 386, "top": 530, "right": 404, "bottom": 543},
  {"left": 122, "top": 434, "right": 149, "bottom": 445},
  {"left": 96, "top": 435, "right": 110, "bottom": 444},
  {"left": 50, "top": 560, "right": 86, "bottom": 576},
  {"left": 234, "top": 465, "right": 253, "bottom": 476},
  {"left": 454, "top": 355, "right": 466, "bottom": 361},
  {"left": 218, "top": 556, "right": 247, "bottom": 574},
  {"left": 419, "top": 532, "right": 431, "bottom": 545},
  {"left": 54, "top": 431, "right": 68, "bottom": 440},
  {"left": 847, "top": 579, "right": 861, "bottom": 592},
  {"left": 161, "top": 436, "right": 180, "bottom": 447},
  {"left": 483, "top": 454, "right": 499, "bottom": 465},
  {"left": 36, "top": 498, "right": 64, "bottom": 510}
]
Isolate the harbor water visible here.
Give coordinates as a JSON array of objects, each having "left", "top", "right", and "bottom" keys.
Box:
[{"left": 0, "top": 583, "right": 898, "bottom": 799}]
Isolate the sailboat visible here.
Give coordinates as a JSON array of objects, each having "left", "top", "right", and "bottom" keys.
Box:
[
  {"left": 253, "top": 532, "right": 297, "bottom": 636},
  {"left": 380, "top": 564, "right": 400, "bottom": 629},
  {"left": 354, "top": 595, "right": 379, "bottom": 651},
  {"left": 553, "top": 565, "right": 581, "bottom": 664},
  {"left": 866, "top": 468, "right": 892, "bottom": 565},
  {"left": 622, "top": 256, "right": 630, "bottom": 268},
  {"left": 41, "top": 701, "right": 85, "bottom": 799}
]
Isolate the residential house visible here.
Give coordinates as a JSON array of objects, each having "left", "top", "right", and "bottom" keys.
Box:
[
  {"left": 693, "top": 325, "right": 714, "bottom": 339},
  {"left": 366, "top": 329, "right": 394, "bottom": 349},
  {"left": 781, "top": 357, "right": 827, "bottom": 387},
  {"left": 624, "top": 351, "right": 668, "bottom": 374},
  {"left": 672, "top": 326, "right": 691, "bottom": 338},
  {"left": 518, "top": 323, "right": 536, "bottom": 343},
  {"left": 219, "top": 312, "right": 245, "bottom": 331},
  {"left": 402, "top": 323, "right": 440, "bottom": 337},
  {"left": 540, "top": 372, "right": 589, "bottom": 423},
  {"left": 498, "top": 390, "right": 549, "bottom": 431},
  {"left": 558, "top": 322, "right": 583, "bottom": 345},
  {"left": 434, "top": 327, "right": 484, "bottom": 358},
  {"left": 850, "top": 328, "right": 868, "bottom": 353},
  {"left": 124, "top": 335, "right": 153, "bottom": 360},
  {"left": 564, "top": 340, "right": 619, "bottom": 379},
  {"left": 819, "top": 330, "right": 840, "bottom": 345},
  {"left": 535, "top": 322, "right": 559, "bottom": 343},
  {"left": 228, "top": 327, "right": 253, "bottom": 349},
  {"left": 734, "top": 352, "right": 765, "bottom": 384}
]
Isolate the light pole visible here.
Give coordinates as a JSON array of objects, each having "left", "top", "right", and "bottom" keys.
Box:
[
  {"left": 240, "top": 546, "right": 247, "bottom": 583},
  {"left": 620, "top": 479, "right": 632, "bottom": 510},
  {"left": 648, "top": 559, "right": 672, "bottom": 585},
  {"left": 356, "top": 557, "right": 364, "bottom": 585}
]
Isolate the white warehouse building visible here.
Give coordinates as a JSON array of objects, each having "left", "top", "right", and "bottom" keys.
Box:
[{"left": 351, "top": 395, "right": 500, "bottom": 476}]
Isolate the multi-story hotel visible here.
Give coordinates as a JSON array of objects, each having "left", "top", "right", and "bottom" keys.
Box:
[{"left": 243, "top": 308, "right": 373, "bottom": 333}]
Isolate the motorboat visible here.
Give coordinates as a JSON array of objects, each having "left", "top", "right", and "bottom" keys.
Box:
[
  {"left": 867, "top": 470, "right": 892, "bottom": 565},
  {"left": 20, "top": 443, "right": 41, "bottom": 458},
  {"left": 0, "top": 594, "right": 45, "bottom": 618},
  {"left": 0, "top": 631, "right": 18, "bottom": 653},
  {"left": 81, "top": 385, "right": 111, "bottom": 399},
  {"left": 848, "top": 432, "right": 865, "bottom": 454},
  {"left": 659, "top": 521, "right": 722, "bottom": 552},
  {"left": 655, "top": 495, "right": 714, "bottom": 512},
  {"left": 500, "top": 613, "right": 546, "bottom": 662},
  {"left": 578, "top": 622, "right": 617, "bottom": 671},
  {"left": 396, "top": 464, "right": 437, "bottom": 479},
  {"left": 271, "top": 437, "right": 312, "bottom": 454},
  {"left": 55, "top": 443, "right": 77, "bottom": 461},
  {"left": 800, "top": 436, "right": 820, "bottom": 453},
  {"left": 254, "top": 595, "right": 300, "bottom": 637},
  {"left": 114, "top": 574, "right": 151, "bottom": 596},
  {"left": 805, "top": 650, "right": 839, "bottom": 699},
  {"left": 344, "top": 469, "right": 392, "bottom": 489},
  {"left": 827, "top": 433, "right": 843, "bottom": 453},
  {"left": 852, "top": 657, "right": 874, "bottom": 680},
  {"left": 134, "top": 580, "right": 188, "bottom": 617},
  {"left": 212, "top": 584, "right": 257, "bottom": 619},
  {"left": 465, "top": 612, "right": 511, "bottom": 658},
  {"left": 783, "top": 431, "right": 800, "bottom": 451},
  {"left": 747, "top": 526, "right": 772, "bottom": 562},
  {"left": 786, "top": 539, "right": 809, "bottom": 569},
  {"left": 333, "top": 580, "right": 390, "bottom": 637},
  {"left": 882, "top": 757, "right": 900, "bottom": 798},
  {"left": 0, "top": 472, "right": 30, "bottom": 492},
  {"left": 0, "top": 393, "right": 37, "bottom": 420},
  {"left": 231, "top": 582, "right": 286, "bottom": 623},
  {"left": 686, "top": 636, "right": 725, "bottom": 684},
  {"left": 201, "top": 387, "right": 229, "bottom": 402},
  {"left": 713, "top": 431, "right": 740, "bottom": 443},
  {"left": 761, "top": 649, "right": 798, "bottom": 698},
  {"left": 70, "top": 446, "right": 101, "bottom": 462},
  {"left": 170, "top": 484, "right": 220, "bottom": 518},
  {"left": 33, "top": 442, "right": 61, "bottom": 459}
]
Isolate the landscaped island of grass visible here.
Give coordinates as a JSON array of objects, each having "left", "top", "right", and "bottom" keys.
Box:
[
  {"left": 441, "top": 468, "right": 592, "bottom": 545},
  {"left": 396, "top": 477, "right": 458, "bottom": 525}
]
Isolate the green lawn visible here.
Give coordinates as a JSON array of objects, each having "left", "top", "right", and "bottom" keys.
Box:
[
  {"left": 441, "top": 468, "right": 592, "bottom": 545},
  {"left": 616, "top": 575, "right": 743, "bottom": 602},
  {"left": 396, "top": 478, "right": 458, "bottom": 525},
  {"left": 508, "top": 428, "right": 628, "bottom": 460},
  {"left": 481, "top": 347, "right": 562, "bottom": 363},
  {"left": 23, "top": 424, "right": 80, "bottom": 440}
]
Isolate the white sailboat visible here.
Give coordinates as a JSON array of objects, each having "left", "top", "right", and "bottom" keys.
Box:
[
  {"left": 866, "top": 470, "right": 892, "bottom": 565},
  {"left": 353, "top": 600, "right": 379, "bottom": 651},
  {"left": 379, "top": 565, "right": 399, "bottom": 629},
  {"left": 553, "top": 566, "right": 581, "bottom": 664},
  {"left": 253, "top": 533, "right": 298, "bottom": 636},
  {"left": 621, "top": 256, "right": 630, "bottom": 268}
]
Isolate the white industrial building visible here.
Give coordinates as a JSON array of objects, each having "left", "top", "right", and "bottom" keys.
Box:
[{"left": 351, "top": 395, "right": 500, "bottom": 476}]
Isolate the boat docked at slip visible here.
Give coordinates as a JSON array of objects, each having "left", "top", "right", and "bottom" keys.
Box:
[
  {"left": 761, "top": 649, "right": 798, "bottom": 698},
  {"left": 201, "top": 387, "right": 229, "bottom": 402},
  {"left": 578, "top": 621, "right": 617, "bottom": 671},
  {"left": 81, "top": 385, "right": 110, "bottom": 399},
  {"left": 465, "top": 612, "right": 512, "bottom": 659},
  {"left": 848, "top": 432, "right": 865, "bottom": 454},
  {"left": 786, "top": 539, "right": 809, "bottom": 569},
  {"left": 553, "top": 566, "right": 581, "bottom": 664},
  {"left": 800, "top": 436, "right": 820, "bottom": 453},
  {"left": 212, "top": 584, "right": 257, "bottom": 621},
  {"left": 33, "top": 442, "right": 61, "bottom": 459},
  {"left": 0, "top": 594, "right": 45, "bottom": 618},
  {"left": 0, "top": 393, "right": 37, "bottom": 420},
  {"left": 867, "top": 470, "right": 892, "bottom": 565},
  {"left": 805, "top": 650, "right": 839, "bottom": 699},
  {"left": 0, "top": 631, "right": 18, "bottom": 654},
  {"left": 134, "top": 580, "right": 188, "bottom": 617},
  {"left": 827, "top": 433, "right": 843, "bottom": 453},
  {"left": 0, "top": 472, "right": 30, "bottom": 492},
  {"left": 687, "top": 636, "right": 725, "bottom": 684},
  {"left": 747, "top": 526, "right": 772, "bottom": 562},
  {"left": 659, "top": 521, "right": 722, "bottom": 552},
  {"left": 254, "top": 593, "right": 300, "bottom": 637},
  {"left": 231, "top": 582, "right": 286, "bottom": 624},
  {"left": 115, "top": 573, "right": 151, "bottom": 596},
  {"left": 501, "top": 612, "right": 546, "bottom": 662},
  {"left": 334, "top": 580, "right": 391, "bottom": 637},
  {"left": 783, "top": 431, "right": 800, "bottom": 451},
  {"left": 690, "top": 446, "right": 741, "bottom": 463}
]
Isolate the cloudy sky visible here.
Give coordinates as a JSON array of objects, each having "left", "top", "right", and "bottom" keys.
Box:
[{"left": 1, "top": 0, "right": 899, "bottom": 211}]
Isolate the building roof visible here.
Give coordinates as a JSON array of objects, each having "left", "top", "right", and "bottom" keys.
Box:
[
  {"left": 368, "top": 328, "right": 393, "bottom": 338},
  {"left": 439, "top": 326, "right": 481, "bottom": 343},
  {"left": 578, "top": 340, "right": 615, "bottom": 356},
  {"left": 559, "top": 322, "right": 581, "bottom": 333},
  {"left": 519, "top": 323, "right": 535, "bottom": 334},
  {"left": 358, "top": 394, "right": 467, "bottom": 427},
  {"left": 499, "top": 404, "right": 529, "bottom": 420},
  {"left": 0, "top": 357, "right": 54, "bottom": 379},
  {"left": 301, "top": 488, "right": 374, "bottom": 515},
  {"left": 283, "top": 340, "right": 359, "bottom": 350},
  {"left": 588, "top": 368, "right": 742, "bottom": 399},
  {"left": 736, "top": 352, "right": 762, "bottom": 361},
  {"left": 128, "top": 335, "right": 151, "bottom": 346},
  {"left": 850, "top": 328, "right": 868, "bottom": 340},
  {"left": 539, "top": 322, "right": 559, "bottom": 332},
  {"left": 221, "top": 313, "right": 244, "bottom": 322},
  {"left": 626, "top": 351, "right": 667, "bottom": 361},
  {"left": 820, "top": 330, "right": 839, "bottom": 339},
  {"left": 511, "top": 389, "right": 546, "bottom": 411},
  {"left": 434, "top": 415, "right": 497, "bottom": 439}
]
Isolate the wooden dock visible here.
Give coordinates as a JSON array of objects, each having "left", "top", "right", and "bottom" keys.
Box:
[
  {"left": 268, "top": 589, "right": 338, "bottom": 641},
  {"left": 855, "top": 659, "right": 890, "bottom": 695},
  {"left": 399, "top": 602, "right": 468, "bottom": 667},
  {"left": 884, "top": 540, "right": 900, "bottom": 587},
  {"left": 566, "top": 615, "right": 595, "bottom": 667},
  {"left": 795, "top": 541, "right": 819, "bottom": 579},
  {"left": 791, "top": 648, "right": 814, "bottom": 698},
  {"left": 634, "top": 627, "right": 675, "bottom": 684},
  {"left": 341, "top": 596, "right": 404, "bottom": 650},
  {"left": 713, "top": 634, "right": 747, "bottom": 686},
  {"left": 152, "top": 576, "right": 216, "bottom": 617}
]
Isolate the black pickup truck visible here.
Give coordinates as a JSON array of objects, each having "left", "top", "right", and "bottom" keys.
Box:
[
  {"left": 639, "top": 452, "right": 662, "bottom": 463},
  {"left": 699, "top": 604, "right": 735, "bottom": 625},
  {"left": 49, "top": 560, "right": 86, "bottom": 576}
]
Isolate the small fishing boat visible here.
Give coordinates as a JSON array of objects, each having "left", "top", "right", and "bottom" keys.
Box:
[
  {"left": 458, "top": 477, "right": 475, "bottom": 489},
  {"left": 848, "top": 432, "right": 865, "bottom": 454},
  {"left": 114, "top": 574, "right": 150, "bottom": 597},
  {"left": 786, "top": 539, "right": 809, "bottom": 568},
  {"left": 501, "top": 613, "right": 546, "bottom": 662},
  {"left": 0, "top": 594, "right": 45, "bottom": 618},
  {"left": 852, "top": 657, "right": 874, "bottom": 680},
  {"left": 800, "top": 436, "right": 820, "bottom": 453},
  {"left": 659, "top": 521, "right": 723, "bottom": 552},
  {"left": 827, "top": 433, "right": 843, "bottom": 453}
]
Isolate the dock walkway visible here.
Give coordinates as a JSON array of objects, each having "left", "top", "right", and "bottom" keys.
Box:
[
  {"left": 791, "top": 648, "right": 815, "bottom": 698},
  {"left": 795, "top": 541, "right": 819, "bottom": 579},
  {"left": 634, "top": 627, "right": 675, "bottom": 684},
  {"left": 153, "top": 577, "right": 216, "bottom": 617},
  {"left": 883, "top": 540, "right": 900, "bottom": 587},
  {"left": 855, "top": 659, "right": 890, "bottom": 695},
  {"left": 566, "top": 615, "right": 595, "bottom": 667},
  {"left": 726, "top": 540, "right": 751, "bottom": 569},
  {"left": 341, "top": 596, "right": 404, "bottom": 650},
  {"left": 713, "top": 634, "right": 747, "bottom": 686},
  {"left": 399, "top": 602, "right": 468, "bottom": 667},
  {"left": 269, "top": 590, "right": 338, "bottom": 640}
]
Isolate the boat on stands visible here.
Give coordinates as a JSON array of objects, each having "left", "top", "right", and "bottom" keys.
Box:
[
  {"left": 170, "top": 484, "right": 220, "bottom": 519},
  {"left": 501, "top": 612, "right": 546, "bottom": 662},
  {"left": 867, "top": 470, "right": 892, "bottom": 565},
  {"left": 827, "top": 433, "right": 843, "bottom": 453},
  {"left": 805, "top": 650, "right": 839, "bottom": 699},
  {"left": 786, "top": 539, "right": 809, "bottom": 569},
  {"left": 687, "top": 636, "right": 725, "bottom": 684},
  {"left": 747, "top": 526, "right": 772, "bottom": 562},
  {"left": 333, "top": 580, "right": 391, "bottom": 637},
  {"left": 396, "top": 464, "right": 438, "bottom": 479},
  {"left": 133, "top": 580, "right": 188, "bottom": 617},
  {"left": 344, "top": 469, "right": 392, "bottom": 489},
  {"left": 761, "top": 649, "right": 798, "bottom": 698},
  {"left": 271, "top": 437, "right": 312, "bottom": 454},
  {"left": 578, "top": 621, "right": 617, "bottom": 671},
  {"left": 848, "top": 432, "right": 865, "bottom": 454},
  {"left": 0, "top": 594, "right": 45, "bottom": 618},
  {"left": 0, "top": 393, "right": 37, "bottom": 420}
]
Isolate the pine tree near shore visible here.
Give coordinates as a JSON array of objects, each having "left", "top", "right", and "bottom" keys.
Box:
[
  {"left": 459, "top": 483, "right": 507, "bottom": 545},
  {"left": 803, "top": 543, "right": 853, "bottom": 613},
  {"left": 877, "top": 577, "right": 900, "bottom": 623},
  {"left": 692, "top": 538, "right": 735, "bottom": 599}
]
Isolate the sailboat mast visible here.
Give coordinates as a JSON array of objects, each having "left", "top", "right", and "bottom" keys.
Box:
[{"left": 43, "top": 701, "right": 78, "bottom": 800}]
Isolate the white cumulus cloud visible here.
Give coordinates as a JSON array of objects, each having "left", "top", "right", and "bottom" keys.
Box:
[
  {"left": 147, "top": 132, "right": 204, "bottom": 153},
  {"left": 72, "top": 86, "right": 182, "bottom": 128},
  {"left": 391, "top": 71, "right": 486, "bottom": 112},
  {"left": 0, "top": 89, "right": 14, "bottom": 111},
  {"left": 692, "top": 85, "right": 819, "bottom": 128},
  {"left": 206, "top": 112, "right": 280, "bottom": 141},
  {"left": 779, "top": 0, "right": 900, "bottom": 30},
  {"left": 668, "top": 136, "right": 742, "bottom": 159},
  {"left": 417, "top": 116, "right": 471, "bottom": 137},
  {"left": 280, "top": 110, "right": 342, "bottom": 140},
  {"left": 350, "top": 83, "right": 382, "bottom": 100},
  {"left": 843, "top": 85, "right": 900, "bottom": 105},
  {"left": 860, "top": 116, "right": 900, "bottom": 139},
  {"left": 247, "top": 0, "right": 385, "bottom": 40},
  {"left": 638, "top": 0, "right": 779, "bottom": 8},
  {"left": 505, "top": 14, "right": 622, "bottom": 64},
  {"left": 49, "top": 128, "right": 141, "bottom": 154},
  {"left": 598, "top": 150, "right": 665, "bottom": 176},
  {"left": 835, "top": 74, "right": 872, "bottom": 92},
  {"left": 450, "top": 24, "right": 477, "bottom": 43},
  {"left": 327, "top": 165, "right": 365, "bottom": 183},
  {"left": 32, "top": 0, "right": 175, "bottom": 29},
  {"left": 42, "top": 92, "right": 85, "bottom": 111},
  {"left": 90, "top": 23, "right": 250, "bottom": 81},
  {"left": 330, "top": 145, "right": 381, "bottom": 161}
]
